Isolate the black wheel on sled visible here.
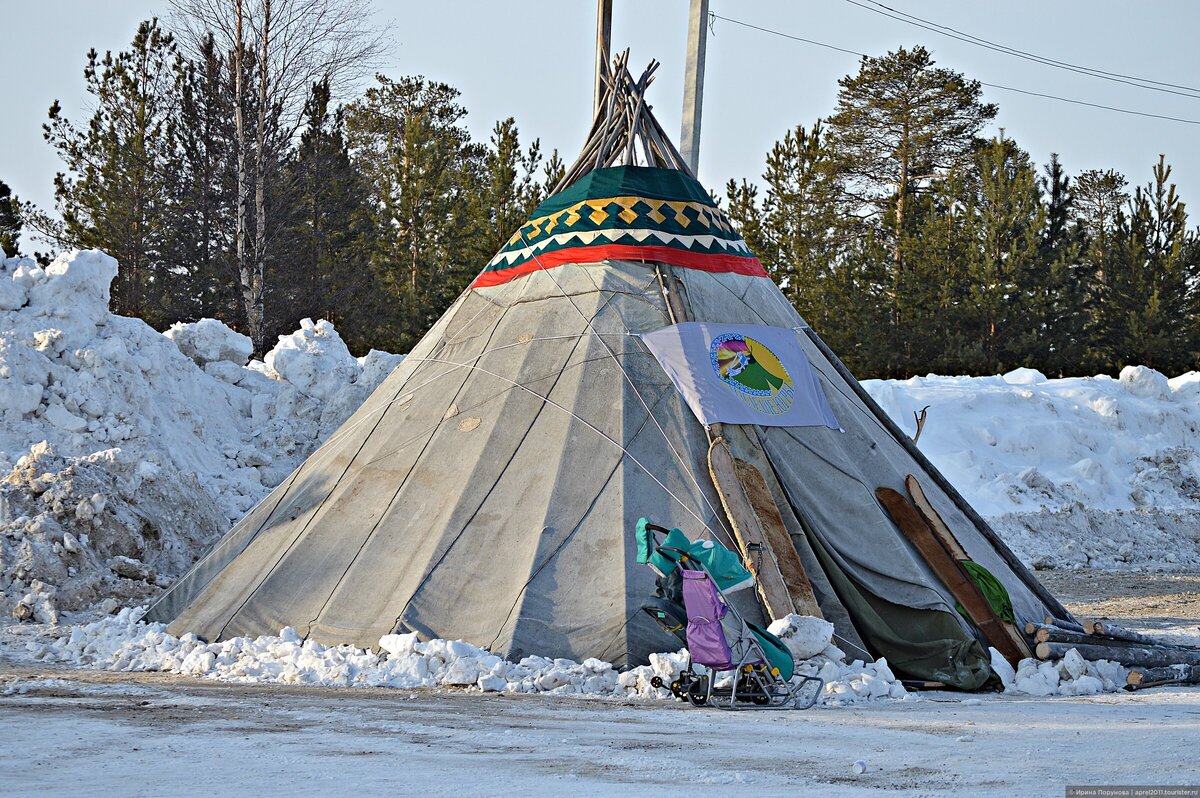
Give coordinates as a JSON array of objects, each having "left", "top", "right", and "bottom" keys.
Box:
[
  {"left": 650, "top": 676, "right": 664, "bottom": 689},
  {"left": 669, "top": 679, "right": 686, "bottom": 699}
]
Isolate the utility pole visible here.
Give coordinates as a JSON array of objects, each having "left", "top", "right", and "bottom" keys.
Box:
[
  {"left": 594, "top": 0, "right": 613, "bottom": 115},
  {"left": 680, "top": 0, "right": 709, "bottom": 175}
]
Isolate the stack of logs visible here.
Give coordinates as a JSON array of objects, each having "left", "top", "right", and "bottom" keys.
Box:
[{"left": 1027, "top": 617, "right": 1200, "bottom": 690}]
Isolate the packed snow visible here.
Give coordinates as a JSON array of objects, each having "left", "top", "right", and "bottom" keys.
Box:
[{"left": 27, "top": 608, "right": 914, "bottom": 706}]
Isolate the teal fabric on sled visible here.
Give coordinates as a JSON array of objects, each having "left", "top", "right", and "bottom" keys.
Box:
[
  {"left": 749, "top": 624, "right": 794, "bottom": 681},
  {"left": 635, "top": 518, "right": 754, "bottom": 593}
]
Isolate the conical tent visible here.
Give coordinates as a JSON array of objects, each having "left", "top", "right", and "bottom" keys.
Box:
[{"left": 150, "top": 58, "right": 1074, "bottom": 685}]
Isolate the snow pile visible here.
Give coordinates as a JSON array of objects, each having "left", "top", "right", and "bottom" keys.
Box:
[
  {"left": 0, "top": 249, "right": 402, "bottom": 619},
  {"left": 0, "top": 442, "right": 224, "bottom": 622},
  {"left": 864, "top": 367, "right": 1200, "bottom": 570},
  {"left": 990, "top": 647, "right": 1128, "bottom": 696},
  {"left": 31, "top": 610, "right": 909, "bottom": 705}
]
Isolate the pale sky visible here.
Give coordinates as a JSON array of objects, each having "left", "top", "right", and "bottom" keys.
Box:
[{"left": 3, "top": 1, "right": 1198, "bottom": 228}]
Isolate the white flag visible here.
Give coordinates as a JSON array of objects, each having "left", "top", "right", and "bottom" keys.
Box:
[{"left": 641, "top": 322, "right": 840, "bottom": 429}]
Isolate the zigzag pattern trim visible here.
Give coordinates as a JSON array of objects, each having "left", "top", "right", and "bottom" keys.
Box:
[{"left": 486, "top": 228, "right": 754, "bottom": 269}]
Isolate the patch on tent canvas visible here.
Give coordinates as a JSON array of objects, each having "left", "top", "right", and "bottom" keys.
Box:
[
  {"left": 471, "top": 166, "right": 766, "bottom": 288},
  {"left": 641, "top": 322, "right": 840, "bottom": 429}
]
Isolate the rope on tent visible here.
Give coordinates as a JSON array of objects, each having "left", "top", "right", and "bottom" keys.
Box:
[
  {"left": 511, "top": 228, "right": 736, "bottom": 548},
  {"left": 354, "top": 333, "right": 636, "bottom": 469},
  {"left": 400, "top": 354, "right": 723, "bottom": 537}
]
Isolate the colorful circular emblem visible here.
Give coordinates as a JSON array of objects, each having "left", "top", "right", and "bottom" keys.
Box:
[{"left": 709, "top": 333, "right": 796, "bottom": 416}]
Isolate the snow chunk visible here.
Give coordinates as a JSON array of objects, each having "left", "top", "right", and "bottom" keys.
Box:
[
  {"left": 165, "top": 318, "right": 253, "bottom": 366},
  {"left": 1003, "top": 367, "right": 1047, "bottom": 385},
  {"left": 264, "top": 318, "right": 358, "bottom": 402},
  {"left": 1007, "top": 649, "right": 1127, "bottom": 696},
  {"left": 1119, "top": 365, "right": 1171, "bottom": 400},
  {"left": 767, "top": 614, "right": 834, "bottom": 660},
  {"left": 26, "top": 250, "right": 118, "bottom": 334}
]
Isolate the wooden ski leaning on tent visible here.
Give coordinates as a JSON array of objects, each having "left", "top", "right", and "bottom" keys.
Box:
[
  {"left": 876, "top": 485, "right": 1030, "bottom": 666},
  {"left": 707, "top": 436, "right": 823, "bottom": 620},
  {"left": 904, "top": 474, "right": 1032, "bottom": 659}
]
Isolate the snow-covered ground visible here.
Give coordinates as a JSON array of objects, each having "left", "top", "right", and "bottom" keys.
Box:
[{"left": 1, "top": 666, "right": 1197, "bottom": 798}]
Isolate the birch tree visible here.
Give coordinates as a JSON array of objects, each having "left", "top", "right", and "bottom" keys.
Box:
[{"left": 168, "top": 0, "right": 385, "bottom": 351}]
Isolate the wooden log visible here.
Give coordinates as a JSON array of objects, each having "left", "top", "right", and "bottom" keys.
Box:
[
  {"left": 1093, "top": 621, "right": 1197, "bottom": 649},
  {"left": 876, "top": 487, "right": 1027, "bottom": 666},
  {"left": 905, "top": 475, "right": 1031, "bottom": 659},
  {"left": 1032, "top": 625, "right": 1154, "bottom": 650},
  {"left": 1046, "top": 616, "right": 1089, "bottom": 635},
  {"left": 1035, "top": 640, "right": 1200, "bottom": 668},
  {"left": 708, "top": 437, "right": 796, "bottom": 621},
  {"left": 899, "top": 680, "right": 947, "bottom": 690},
  {"left": 732, "top": 456, "right": 822, "bottom": 617},
  {"left": 1126, "top": 665, "right": 1197, "bottom": 689},
  {"left": 1031, "top": 625, "right": 1094, "bottom": 645}
]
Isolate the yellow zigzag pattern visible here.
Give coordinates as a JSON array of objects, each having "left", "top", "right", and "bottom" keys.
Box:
[{"left": 506, "top": 196, "right": 735, "bottom": 248}]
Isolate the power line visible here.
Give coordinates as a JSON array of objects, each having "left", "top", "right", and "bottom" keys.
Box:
[
  {"left": 709, "top": 12, "right": 1200, "bottom": 126},
  {"left": 707, "top": 14, "right": 865, "bottom": 59},
  {"left": 843, "top": 0, "right": 1200, "bottom": 100},
  {"left": 976, "top": 81, "right": 1200, "bottom": 126}
]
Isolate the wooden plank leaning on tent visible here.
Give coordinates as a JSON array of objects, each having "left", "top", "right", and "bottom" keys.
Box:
[
  {"left": 904, "top": 475, "right": 1032, "bottom": 659},
  {"left": 876, "top": 486, "right": 1029, "bottom": 666},
  {"left": 708, "top": 436, "right": 798, "bottom": 621},
  {"left": 732, "top": 451, "right": 822, "bottom": 618}
]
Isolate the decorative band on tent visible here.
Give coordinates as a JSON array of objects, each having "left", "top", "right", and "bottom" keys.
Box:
[{"left": 471, "top": 165, "right": 766, "bottom": 288}]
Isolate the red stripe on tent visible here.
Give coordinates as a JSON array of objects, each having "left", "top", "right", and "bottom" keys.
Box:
[{"left": 470, "top": 244, "right": 767, "bottom": 289}]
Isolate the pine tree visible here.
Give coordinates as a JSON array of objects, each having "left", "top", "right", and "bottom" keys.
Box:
[
  {"left": 962, "top": 137, "right": 1045, "bottom": 373},
  {"left": 894, "top": 170, "right": 977, "bottom": 374},
  {"left": 723, "top": 178, "right": 769, "bottom": 264},
  {"left": 1032, "top": 154, "right": 1088, "bottom": 375},
  {"left": 826, "top": 46, "right": 997, "bottom": 277},
  {"left": 43, "top": 19, "right": 180, "bottom": 323},
  {"left": 1098, "top": 157, "right": 1199, "bottom": 372},
  {"left": 1074, "top": 168, "right": 1130, "bottom": 365},
  {"left": 0, "top": 179, "right": 21, "bottom": 256},
  {"left": 164, "top": 32, "right": 240, "bottom": 326},
  {"left": 345, "top": 75, "right": 483, "bottom": 351},
  {"left": 756, "top": 123, "right": 843, "bottom": 330},
  {"left": 468, "top": 118, "right": 547, "bottom": 266}
]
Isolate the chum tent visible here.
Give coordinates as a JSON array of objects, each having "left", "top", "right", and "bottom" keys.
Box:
[{"left": 149, "top": 56, "right": 1078, "bottom": 689}]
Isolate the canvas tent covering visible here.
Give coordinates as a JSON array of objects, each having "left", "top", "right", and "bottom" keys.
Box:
[{"left": 149, "top": 57, "right": 1074, "bottom": 687}]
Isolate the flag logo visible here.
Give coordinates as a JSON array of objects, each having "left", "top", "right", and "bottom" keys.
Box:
[{"left": 709, "top": 333, "right": 797, "bottom": 416}]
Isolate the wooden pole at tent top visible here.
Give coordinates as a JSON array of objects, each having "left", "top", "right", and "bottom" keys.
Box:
[
  {"left": 680, "top": 0, "right": 709, "bottom": 174},
  {"left": 594, "top": 0, "right": 613, "bottom": 116}
]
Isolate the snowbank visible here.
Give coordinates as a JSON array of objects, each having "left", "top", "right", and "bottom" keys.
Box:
[
  {"left": 0, "top": 250, "right": 402, "bottom": 619},
  {"left": 865, "top": 367, "right": 1200, "bottom": 570},
  {"left": 30, "top": 609, "right": 910, "bottom": 706}
]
